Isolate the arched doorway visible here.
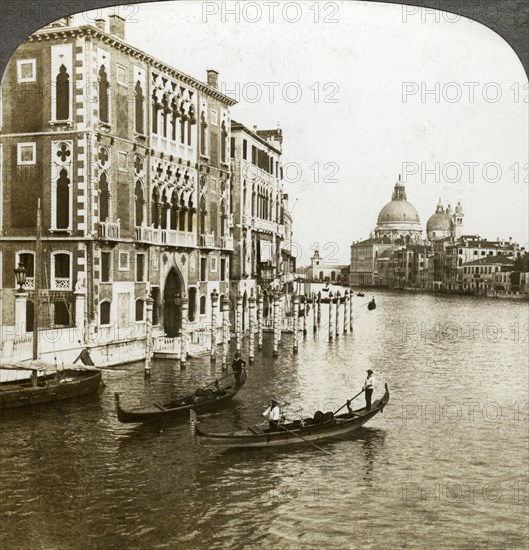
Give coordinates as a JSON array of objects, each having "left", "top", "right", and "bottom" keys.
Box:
[{"left": 163, "top": 268, "right": 183, "bottom": 337}]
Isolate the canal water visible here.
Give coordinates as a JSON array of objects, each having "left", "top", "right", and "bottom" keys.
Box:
[{"left": 1, "top": 291, "right": 527, "bottom": 549}]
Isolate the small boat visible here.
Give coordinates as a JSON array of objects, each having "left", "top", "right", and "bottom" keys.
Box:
[
  {"left": 367, "top": 299, "right": 376, "bottom": 310},
  {"left": 194, "top": 384, "right": 389, "bottom": 449},
  {"left": 0, "top": 361, "right": 102, "bottom": 410},
  {"left": 115, "top": 369, "right": 246, "bottom": 423},
  {"left": 356, "top": 292, "right": 365, "bottom": 297}
]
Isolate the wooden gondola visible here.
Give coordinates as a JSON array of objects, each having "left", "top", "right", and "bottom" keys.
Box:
[
  {"left": 194, "top": 384, "right": 389, "bottom": 449},
  {"left": 0, "top": 361, "right": 102, "bottom": 410},
  {"left": 115, "top": 369, "right": 246, "bottom": 423},
  {"left": 356, "top": 292, "right": 365, "bottom": 297},
  {"left": 367, "top": 300, "right": 376, "bottom": 310}
]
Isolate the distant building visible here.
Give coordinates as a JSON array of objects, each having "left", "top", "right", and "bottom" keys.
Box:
[{"left": 306, "top": 246, "right": 348, "bottom": 283}]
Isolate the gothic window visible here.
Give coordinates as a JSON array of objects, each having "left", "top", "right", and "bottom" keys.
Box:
[
  {"left": 99, "top": 172, "right": 110, "bottom": 222},
  {"left": 56, "top": 168, "right": 70, "bottom": 229},
  {"left": 98, "top": 65, "right": 109, "bottom": 123},
  {"left": 100, "top": 300, "right": 111, "bottom": 325},
  {"left": 151, "top": 187, "right": 160, "bottom": 227},
  {"left": 251, "top": 191, "right": 256, "bottom": 216},
  {"left": 188, "top": 197, "right": 194, "bottom": 232},
  {"left": 220, "top": 121, "right": 227, "bottom": 163},
  {"left": 134, "top": 181, "right": 144, "bottom": 226},
  {"left": 56, "top": 64, "right": 70, "bottom": 120},
  {"left": 162, "top": 95, "right": 169, "bottom": 138},
  {"left": 160, "top": 191, "right": 168, "bottom": 229},
  {"left": 152, "top": 92, "right": 158, "bottom": 134},
  {"left": 170, "top": 194, "right": 179, "bottom": 230},
  {"left": 179, "top": 197, "right": 186, "bottom": 231},
  {"left": 200, "top": 112, "right": 207, "bottom": 155},
  {"left": 171, "top": 99, "right": 178, "bottom": 140},
  {"left": 135, "top": 81, "right": 144, "bottom": 134},
  {"left": 200, "top": 295, "right": 206, "bottom": 315},
  {"left": 187, "top": 108, "right": 194, "bottom": 146},
  {"left": 220, "top": 199, "right": 226, "bottom": 237},
  {"left": 200, "top": 195, "right": 207, "bottom": 235},
  {"left": 180, "top": 111, "right": 186, "bottom": 144}
]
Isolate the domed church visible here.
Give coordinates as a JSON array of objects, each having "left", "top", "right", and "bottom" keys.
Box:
[
  {"left": 374, "top": 176, "right": 422, "bottom": 244},
  {"left": 426, "top": 199, "right": 464, "bottom": 241}
]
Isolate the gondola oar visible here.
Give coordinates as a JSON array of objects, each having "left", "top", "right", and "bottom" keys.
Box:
[
  {"left": 274, "top": 422, "right": 332, "bottom": 455},
  {"left": 333, "top": 389, "right": 365, "bottom": 416}
]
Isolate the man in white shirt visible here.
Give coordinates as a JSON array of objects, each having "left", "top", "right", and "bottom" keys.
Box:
[
  {"left": 262, "top": 399, "right": 281, "bottom": 431},
  {"left": 363, "top": 369, "right": 375, "bottom": 409}
]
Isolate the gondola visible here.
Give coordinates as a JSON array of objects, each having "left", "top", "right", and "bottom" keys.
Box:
[
  {"left": 356, "top": 292, "right": 365, "bottom": 297},
  {"left": 194, "top": 384, "right": 389, "bottom": 449},
  {"left": 367, "top": 300, "right": 376, "bottom": 310},
  {"left": 115, "top": 369, "right": 246, "bottom": 423},
  {"left": 0, "top": 361, "right": 102, "bottom": 410}
]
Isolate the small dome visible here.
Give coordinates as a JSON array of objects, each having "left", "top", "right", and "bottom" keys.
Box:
[
  {"left": 455, "top": 201, "right": 463, "bottom": 214},
  {"left": 426, "top": 212, "right": 453, "bottom": 233},
  {"left": 446, "top": 203, "right": 453, "bottom": 216}
]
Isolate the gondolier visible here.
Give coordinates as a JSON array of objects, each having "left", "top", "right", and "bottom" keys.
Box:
[
  {"left": 262, "top": 399, "right": 281, "bottom": 431},
  {"left": 231, "top": 352, "right": 246, "bottom": 387},
  {"left": 363, "top": 369, "right": 375, "bottom": 409}
]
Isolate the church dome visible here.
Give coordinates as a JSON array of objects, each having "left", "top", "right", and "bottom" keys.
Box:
[
  {"left": 426, "top": 199, "right": 453, "bottom": 237},
  {"left": 376, "top": 178, "right": 420, "bottom": 225}
]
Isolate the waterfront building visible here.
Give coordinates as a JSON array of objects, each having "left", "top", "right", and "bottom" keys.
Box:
[
  {"left": 462, "top": 254, "right": 515, "bottom": 294},
  {"left": 305, "top": 246, "right": 349, "bottom": 284},
  {"left": 229, "top": 121, "right": 293, "bottom": 327},
  {"left": 0, "top": 15, "right": 236, "bottom": 363}
]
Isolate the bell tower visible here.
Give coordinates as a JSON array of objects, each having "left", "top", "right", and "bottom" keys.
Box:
[{"left": 453, "top": 201, "right": 464, "bottom": 240}]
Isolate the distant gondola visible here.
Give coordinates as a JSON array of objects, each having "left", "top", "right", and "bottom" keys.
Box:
[
  {"left": 367, "top": 299, "right": 376, "bottom": 310},
  {"left": 194, "top": 384, "right": 389, "bottom": 449},
  {"left": 115, "top": 369, "right": 246, "bottom": 423},
  {"left": 357, "top": 292, "right": 365, "bottom": 297}
]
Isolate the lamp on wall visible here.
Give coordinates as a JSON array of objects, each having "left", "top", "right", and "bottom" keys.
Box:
[{"left": 14, "top": 263, "right": 27, "bottom": 292}]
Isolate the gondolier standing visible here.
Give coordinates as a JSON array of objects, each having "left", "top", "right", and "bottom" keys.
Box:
[
  {"left": 262, "top": 399, "right": 281, "bottom": 431},
  {"left": 231, "top": 352, "right": 246, "bottom": 387},
  {"left": 363, "top": 369, "right": 375, "bottom": 409}
]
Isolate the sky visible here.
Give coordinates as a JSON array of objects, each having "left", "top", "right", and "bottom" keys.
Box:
[{"left": 76, "top": 1, "right": 528, "bottom": 264}]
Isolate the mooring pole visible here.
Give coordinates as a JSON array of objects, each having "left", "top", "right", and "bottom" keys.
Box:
[
  {"left": 343, "top": 290, "right": 348, "bottom": 334},
  {"left": 293, "top": 292, "right": 299, "bottom": 353},
  {"left": 210, "top": 289, "right": 218, "bottom": 365},
  {"left": 236, "top": 290, "right": 243, "bottom": 354},
  {"left": 221, "top": 294, "right": 229, "bottom": 370},
  {"left": 328, "top": 291, "right": 333, "bottom": 342},
  {"left": 335, "top": 291, "right": 340, "bottom": 339},
  {"left": 248, "top": 289, "right": 256, "bottom": 364},
  {"left": 180, "top": 295, "right": 189, "bottom": 368},
  {"left": 257, "top": 290, "right": 263, "bottom": 350}
]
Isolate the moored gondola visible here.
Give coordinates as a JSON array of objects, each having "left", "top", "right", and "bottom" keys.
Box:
[
  {"left": 194, "top": 384, "right": 389, "bottom": 449},
  {"left": 115, "top": 369, "right": 246, "bottom": 423}
]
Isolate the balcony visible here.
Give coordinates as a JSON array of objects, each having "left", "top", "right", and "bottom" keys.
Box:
[
  {"left": 98, "top": 220, "right": 120, "bottom": 241},
  {"left": 135, "top": 225, "right": 197, "bottom": 248},
  {"left": 221, "top": 235, "right": 234, "bottom": 250},
  {"left": 200, "top": 233, "right": 215, "bottom": 248},
  {"left": 22, "top": 277, "right": 35, "bottom": 291},
  {"left": 52, "top": 277, "right": 72, "bottom": 290}
]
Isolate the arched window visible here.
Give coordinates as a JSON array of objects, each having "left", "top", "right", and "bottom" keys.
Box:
[
  {"left": 99, "top": 172, "right": 110, "bottom": 222},
  {"left": 160, "top": 191, "right": 168, "bottom": 230},
  {"left": 319, "top": 271, "right": 323, "bottom": 280},
  {"left": 179, "top": 197, "right": 187, "bottom": 231},
  {"left": 251, "top": 191, "right": 256, "bottom": 216},
  {"left": 188, "top": 287, "right": 197, "bottom": 322},
  {"left": 180, "top": 111, "right": 186, "bottom": 144},
  {"left": 162, "top": 95, "right": 169, "bottom": 138},
  {"left": 151, "top": 187, "right": 160, "bottom": 227},
  {"left": 56, "top": 168, "right": 70, "bottom": 229},
  {"left": 220, "top": 199, "right": 226, "bottom": 237},
  {"left": 331, "top": 271, "right": 336, "bottom": 281},
  {"left": 100, "top": 300, "right": 111, "bottom": 325},
  {"left": 56, "top": 64, "right": 70, "bottom": 121},
  {"left": 188, "top": 197, "right": 194, "bottom": 232},
  {"left": 16, "top": 252, "right": 35, "bottom": 290},
  {"left": 135, "top": 299, "right": 145, "bottom": 321},
  {"left": 134, "top": 81, "right": 144, "bottom": 134},
  {"left": 50, "top": 252, "right": 71, "bottom": 290},
  {"left": 200, "top": 112, "right": 207, "bottom": 155},
  {"left": 170, "top": 194, "right": 179, "bottom": 230},
  {"left": 200, "top": 295, "right": 206, "bottom": 315},
  {"left": 220, "top": 121, "right": 227, "bottom": 163},
  {"left": 151, "top": 91, "right": 158, "bottom": 134},
  {"left": 200, "top": 196, "right": 207, "bottom": 235},
  {"left": 98, "top": 65, "right": 109, "bottom": 123},
  {"left": 134, "top": 181, "right": 144, "bottom": 226}
]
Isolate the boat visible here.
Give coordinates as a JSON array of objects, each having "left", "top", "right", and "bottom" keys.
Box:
[
  {"left": 367, "top": 299, "right": 376, "bottom": 310},
  {"left": 356, "top": 292, "right": 365, "bottom": 297},
  {"left": 115, "top": 369, "right": 247, "bottom": 423},
  {"left": 194, "top": 384, "right": 389, "bottom": 449},
  {"left": 0, "top": 361, "right": 102, "bottom": 410},
  {"left": 1, "top": 200, "right": 102, "bottom": 410}
]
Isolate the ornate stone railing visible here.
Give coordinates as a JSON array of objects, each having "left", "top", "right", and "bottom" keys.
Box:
[{"left": 98, "top": 220, "right": 121, "bottom": 240}]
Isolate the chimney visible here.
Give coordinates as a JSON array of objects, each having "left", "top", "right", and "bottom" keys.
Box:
[
  {"left": 109, "top": 14, "right": 125, "bottom": 39},
  {"left": 207, "top": 69, "right": 219, "bottom": 89},
  {"left": 95, "top": 18, "right": 106, "bottom": 31}
]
